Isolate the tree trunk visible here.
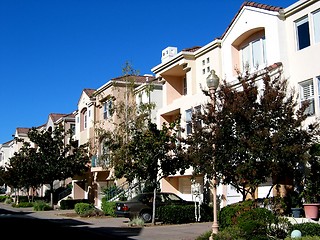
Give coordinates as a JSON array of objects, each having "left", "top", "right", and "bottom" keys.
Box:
[
  {"left": 151, "top": 187, "right": 156, "bottom": 225},
  {"left": 50, "top": 182, "right": 54, "bottom": 209}
]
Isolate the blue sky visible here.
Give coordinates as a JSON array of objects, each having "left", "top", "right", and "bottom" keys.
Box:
[{"left": 0, "top": 0, "right": 297, "bottom": 144}]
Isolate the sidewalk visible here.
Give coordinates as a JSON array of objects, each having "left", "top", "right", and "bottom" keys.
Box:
[{"left": 0, "top": 203, "right": 212, "bottom": 240}]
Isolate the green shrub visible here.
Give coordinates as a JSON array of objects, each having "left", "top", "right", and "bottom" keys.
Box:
[
  {"left": 157, "top": 205, "right": 194, "bottom": 224},
  {"left": 0, "top": 195, "right": 8, "bottom": 202},
  {"left": 74, "top": 202, "right": 104, "bottom": 217},
  {"left": 289, "top": 222, "right": 320, "bottom": 237},
  {"left": 33, "top": 200, "right": 52, "bottom": 211},
  {"left": 237, "top": 207, "right": 276, "bottom": 240},
  {"left": 213, "top": 226, "right": 246, "bottom": 240},
  {"left": 157, "top": 204, "right": 212, "bottom": 224},
  {"left": 101, "top": 198, "right": 116, "bottom": 216},
  {"left": 74, "top": 202, "right": 94, "bottom": 214},
  {"left": 12, "top": 201, "right": 34, "bottom": 208},
  {"left": 218, "top": 199, "right": 257, "bottom": 230},
  {"left": 4, "top": 197, "right": 12, "bottom": 204},
  {"left": 195, "top": 230, "right": 213, "bottom": 240},
  {"left": 128, "top": 217, "right": 145, "bottom": 227},
  {"left": 218, "top": 203, "right": 292, "bottom": 240}
]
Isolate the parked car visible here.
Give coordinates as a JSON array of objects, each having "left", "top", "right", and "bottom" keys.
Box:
[{"left": 115, "top": 192, "right": 194, "bottom": 223}]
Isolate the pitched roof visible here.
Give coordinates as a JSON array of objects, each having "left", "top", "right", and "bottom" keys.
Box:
[
  {"left": 219, "top": 1, "right": 283, "bottom": 40},
  {"left": 16, "top": 127, "right": 31, "bottom": 135},
  {"left": 182, "top": 46, "right": 202, "bottom": 52},
  {"left": 83, "top": 88, "right": 96, "bottom": 97},
  {"left": 49, "top": 113, "right": 69, "bottom": 122},
  {"left": 111, "top": 75, "right": 155, "bottom": 84}
]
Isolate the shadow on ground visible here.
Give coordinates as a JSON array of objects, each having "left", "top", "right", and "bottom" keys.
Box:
[{"left": 0, "top": 208, "right": 142, "bottom": 240}]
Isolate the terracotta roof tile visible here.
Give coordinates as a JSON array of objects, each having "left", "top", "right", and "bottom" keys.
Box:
[
  {"left": 182, "top": 46, "right": 202, "bottom": 52},
  {"left": 219, "top": 1, "right": 283, "bottom": 40},
  {"left": 111, "top": 75, "right": 155, "bottom": 84},
  {"left": 16, "top": 127, "right": 31, "bottom": 135},
  {"left": 83, "top": 88, "right": 96, "bottom": 97}
]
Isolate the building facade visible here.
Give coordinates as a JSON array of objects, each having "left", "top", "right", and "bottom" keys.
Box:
[{"left": 151, "top": 0, "right": 320, "bottom": 206}]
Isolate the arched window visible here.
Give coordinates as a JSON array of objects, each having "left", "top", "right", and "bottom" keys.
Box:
[
  {"left": 232, "top": 28, "right": 266, "bottom": 74},
  {"left": 80, "top": 108, "right": 87, "bottom": 131}
]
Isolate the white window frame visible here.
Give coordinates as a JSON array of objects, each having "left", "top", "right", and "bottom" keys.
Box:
[
  {"left": 300, "top": 79, "right": 315, "bottom": 116},
  {"left": 183, "top": 76, "right": 187, "bottom": 95},
  {"left": 84, "top": 111, "right": 87, "bottom": 129},
  {"left": 313, "top": 9, "right": 320, "bottom": 44},
  {"left": 103, "top": 99, "right": 113, "bottom": 119},
  {"left": 186, "top": 109, "right": 192, "bottom": 135},
  {"left": 99, "top": 140, "right": 110, "bottom": 167},
  {"left": 295, "top": 15, "right": 310, "bottom": 50},
  {"left": 241, "top": 37, "right": 266, "bottom": 72}
]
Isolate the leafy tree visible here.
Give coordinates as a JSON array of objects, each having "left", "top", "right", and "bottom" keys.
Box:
[
  {"left": 93, "top": 61, "right": 155, "bottom": 169},
  {"left": 0, "top": 165, "right": 6, "bottom": 187},
  {"left": 27, "top": 125, "right": 90, "bottom": 207},
  {"left": 96, "top": 62, "right": 188, "bottom": 224},
  {"left": 301, "top": 143, "right": 320, "bottom": 203},
  {"left": 112, "top": 120, "right": 187, "bottom": 186},
  {"left": 5, "top": 139, "right": 43, "bottom": 202},
  {"left": 184, "top": 68, "right": 319, "bottom": 200}
]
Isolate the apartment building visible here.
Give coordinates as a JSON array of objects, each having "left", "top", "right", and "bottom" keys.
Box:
[
  {"left": 151, "top": 0, "right": 320, "bottom": 206},
  {"left": 0, "top": 128, "right": 31, "bottom": 195},
  {"left": 38, "top": 112, "right": 78, "bottom": 199},
  {"left": 0, "top": 112, "right": 76, "bottom": 198},
  {"left": 74, "top": 74, "right": 162, "bottom": 208}
]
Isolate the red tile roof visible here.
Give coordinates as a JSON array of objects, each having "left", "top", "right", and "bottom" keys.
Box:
[
  {"left": 243, "top": 1, "right": 283, "bottom": 11},
  {"left": 219, "top": 1, "right": 283, "bottom": 40},
  {"left": 182, "top": 46, "right": 202, "bottom": 52},
  {"left": 83, "top": 88, "right": 96, "bottom": 97},
  {"left": 49, "top": 113, "right": 68, "bottom": 122},
  {"left": 16, "top": 127, "right": 31, "bottom": 135},
  {"left": 111, "top": 75, "right": 155, "bottom": 84}
]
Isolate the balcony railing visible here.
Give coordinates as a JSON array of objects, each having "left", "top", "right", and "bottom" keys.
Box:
[{"left": 91, "top": 155, "right": 110, "bottom": 168}]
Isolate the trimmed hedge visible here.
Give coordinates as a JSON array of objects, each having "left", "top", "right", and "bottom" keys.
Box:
[{"left": 157, "top": 204, "right": 213, "bottom": 224}]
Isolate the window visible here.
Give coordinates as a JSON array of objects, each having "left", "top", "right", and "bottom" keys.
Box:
[
  {"left": 296, "top": 16, "right": 310, "bottom": 50},
  {"left": 207, "top": 57, "right": 210, "bottom": 63},
  {"left": 207, "top": 66, "right": 210, "bottom": 73},
  {"left": 202, "top": 60, "right": 205, "bottom": 65},
  {"left": 185, "top": 109, "right": 192, "bottom": 135},
  {"left": 70, "top": 124, "right": 75, "bottom": 136},
  {"left": 300, "top": 79, "right": 315, "bottom": 115},
  {"left": 84, "top": 111, "right": 87, "bottom": 129},
  {"left": 100, "top": 140, "right": 110, "bottom": 167},
  {"left": 202, "top": 69, "right": 205, "bottom": 74},
  {"left": 185, "top": 106, "right": 201, "bottom": 135},
  {"left": 313, "top": 10, "right": 320, "bottom": 44},
  {"left": 241, "top": 37, "right": 266, "bottom": 72},
  {"left": 103, "top": 99, "right": 113, "bottom": 119},
  {"left": 80, "top": 109, "right": 87, "bottom": 131},
  {"left": 183, "top": 77, "right": 187, "bottom": 95}
]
